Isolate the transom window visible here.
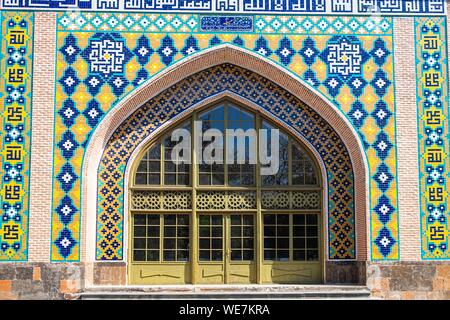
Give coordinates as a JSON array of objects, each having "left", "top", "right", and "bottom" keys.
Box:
[{"left": 133, "top": 101, "right": 318, "bottom": 188}]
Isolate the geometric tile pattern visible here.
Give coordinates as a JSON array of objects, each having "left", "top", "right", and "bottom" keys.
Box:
[
  {"left": 0, "top": 11, "right": 33, "bottom": 261},
  {"left": 56, "top": 12, "right": 393, "bottom": 36},
  {"left": 2, "top": 0, "right": 447, "bottom": 15},
  {"left": 52, "top": 12, "right": 398, "bottom": 261},
  {"left": 415, "top": 17, "right": 450, "bottom": 260},
  {"left": 97, "top": 64, "right": 356, "bottom": 261}
]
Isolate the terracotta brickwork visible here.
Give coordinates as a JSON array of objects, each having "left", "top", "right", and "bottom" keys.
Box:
[
  {"left": 28, "top": 12, "right": 57, "bottom": 263},
  {"left": 393, "top": 18, "right": 421, "bottom": 261}
]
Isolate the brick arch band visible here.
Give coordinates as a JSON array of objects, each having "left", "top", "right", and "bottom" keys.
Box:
[{"left": 95, "top": 63, "right": 356, "bottom": 262}]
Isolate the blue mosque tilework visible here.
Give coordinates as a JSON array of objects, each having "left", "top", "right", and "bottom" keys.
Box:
[
  {"left": 0, "top": 11, "right": 33, "bottom": 261},
  {"left": 51, "top": 12, "right": 399, "bottom": 261},
  {"left": 415, "top": 17, "right": 450, "bottom": 260},
  {"left": 97, "top": 64, "right": 356, "bottom": 261},
  {"left": 1, "top": 0, "right": 447, "bottom": 15},
  {"left": 56, "top": 13, "right": 394, "bottom": 36}
]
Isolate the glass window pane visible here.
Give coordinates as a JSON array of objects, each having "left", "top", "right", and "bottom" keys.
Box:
[
  {"left": 307, "top": 226, "right": 318, "bottom": 237},
  {"left": 148, "top": 174, "right": 160, "bottom": 185},
  {"left": 137, "top": 161, "right": 147, "bottom": 172},
  {"left": 178, "top": 174, "right": 190, "bottom": 186},
  {"left": 199, "top": 174, "right": 211, "bottom": 185},
  {"left": 148, "top": 161, "right": 160, "bottom": 172},
  {"left": 212, "top": 239, "right": 222, "bottom": 249},
  {"left": 293, "top": 238, "right": 306, "bottom": 249},
  {"left": 264, "top": 214, "right": 275, "bottom": 225},
  {"left": 164, "top": 227, "right": 176, "bottom": 237},
  {"left": 164, "top": 215, "right": 176, "bottom": 225},
  {"left": 199, "top": 239, "right": 210, "bottom": 249},
  {"left": 211, "top": 216, "right": 222, "bottom": 225},
  {"left": 212, "top": 251, "right": 222, "bottom": 261},
  {"left": 277, "top": 226, "right": 289, "bottom": 237},
  {"left": 134, "top": 238, "right": 146, "bottom": 249},
  {"left": 293, "top": 250, "right": 305, "bottom": 261},
  {"left": 264, "top": 250, "right": 275, "bottom": 260},
  {"left": 264, "top": 226, "right": 275, "bottom": 237},
  {"left": 231, "top": 227, "right": 240, "bottom": 237},
  {"left": 163, "top": 250, "right": 176, "bottom": 261},
  {"left": 147, "top": 238, "right": 159, "bottom": 249},
  {"left": 164, "top": 161, "right": 176, "bottom": 172},
  {"left": 293, "top": 214, "right": 305, "bottom": 225},
  {"left": 231, "top": 251, "right": 242, "bottom": 260},
  {"left": 199, "top": 227, "right": 210, "bottom": 237},
  {"left": 147, "top": 226, "right": 159, "bottom": 237},
  {"left": 277, "top": 238, "right": 289, "bottom": 249},
  {"left": 293, "top": 226, "right": 305, "bottom": 237},
  {"left": 212, "top": 227, "right": 222, "bottom": 237},
  {"left": 164, "top": 239, "right": 176, "bottom": 249},
  {"left": 278, "top": 250, "right": 289, "bottom": 261},
  {"left": 307, "top": 250, "right": 319, "bottom": 261},
  {"left": 133, "top": 250, "right": 145, "bottom": 261},
  {"left": 135, "top": 173, "right": 147, "bottom": 185},
  {"left": 277, "top": 214, "right": 289, "bottom": 225},
  {"left": 134, "top": 214, "right": 146, "bottom": 225},
  {"left": 177, "top": 215, "right": 189, "bottom": 225},
  {"left": 177, "top": 250, "right": 189, "bottom": 262},
  {"left": 148, "top": 145, "right": 161, "bottom": 160},
  {"left": 134, "top": 226, "right": 145, "bottom": 237},
  {"left": 306, "top": 214, "right": 318, "bottom": 225},
  {"left": 199, "top": 215, "right": 210, "bottom": 225},
  {"left": 199, "top": 251, "right": 210, "bottom": 261},
  {"left": 177, "top": 239, "right": 189, "bottom": 250},
  {"left": 264, "top": 238, "right": 275, "bottom": 248},
  {"left": 147, "top": 250, "right": 159, "bottom": 261},
  {"left": 307, "top": 238, "right": 319, "bottom": 249},
  {"left": 212, "top": 174, "right": 224, "bottom": 185},
  {"left": 147, "top": 215, "right": 159, "bottom": 225},
  {"left": 231, "top": 239, "right": 241, "bottom": 248},
  {"left": 243, "top": 250, "right": 253, "bottom": 261}
]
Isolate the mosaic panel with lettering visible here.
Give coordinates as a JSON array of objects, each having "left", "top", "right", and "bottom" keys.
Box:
[
  {"left": 51, "top": 12, "right": 398, "bottom": 261},
  {"left": 416, "top": 17, "right": 450, "bottom": 260},
  {"left": 0, "top": 11, "right": 33, "bottom": 261},
  {"left": 0, "top": 0, "right": 446, "bottom": 15}
]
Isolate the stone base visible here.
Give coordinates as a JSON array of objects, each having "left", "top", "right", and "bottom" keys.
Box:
[
  {"left": 0, "top": 263, "right": 84, "bottom": 300},
  {"left": 367, "top": 261, "right": 450, "bottom": 299},
  {"left": 0, "top": 261, "right": 449, "bottom": 299}
]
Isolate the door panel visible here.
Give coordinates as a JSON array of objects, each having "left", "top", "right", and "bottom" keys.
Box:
[
  {"left": 197, "top": 213, "right": 256, "bottom": 284},
  {"left": 130, "top": 264, "right": 191, "bottom": 285},
  {"left": 197, "top": 214, "right": 225, "bottom": 284},
  {"left": 227, "top": 214, "right": 255, "bottom": 284}
]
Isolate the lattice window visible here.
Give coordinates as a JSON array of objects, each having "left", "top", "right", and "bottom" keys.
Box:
[{"left": 131, "top": 191, "right": 192, "bottom": 210}]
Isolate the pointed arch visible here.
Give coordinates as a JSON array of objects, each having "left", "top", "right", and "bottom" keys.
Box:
[{"left": 81, "top": 45, "right": 369, "bottom": 284}]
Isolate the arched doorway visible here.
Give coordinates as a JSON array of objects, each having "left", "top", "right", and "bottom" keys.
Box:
[
  {"left": 128, "top": 99, "right": 323, "bottom": 285},
  {"left": 86, "top": 58, "right": 366, "bottom": 287}
]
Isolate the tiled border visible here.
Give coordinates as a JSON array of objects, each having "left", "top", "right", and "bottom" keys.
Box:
[
  {"left": 415, "top": 17, "right": 450, "bottom": 260},
  {"left": 0, "top": 11, "right": 34, "bottom": 261}
]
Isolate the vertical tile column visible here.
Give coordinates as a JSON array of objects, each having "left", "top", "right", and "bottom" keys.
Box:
[{"left": 28, "top": 12, "right": 57, "bottom": 262}]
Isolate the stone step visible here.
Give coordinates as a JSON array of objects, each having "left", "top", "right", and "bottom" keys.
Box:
[{"left": 80, "top": 285, "right": 371, "bottom": 300}]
